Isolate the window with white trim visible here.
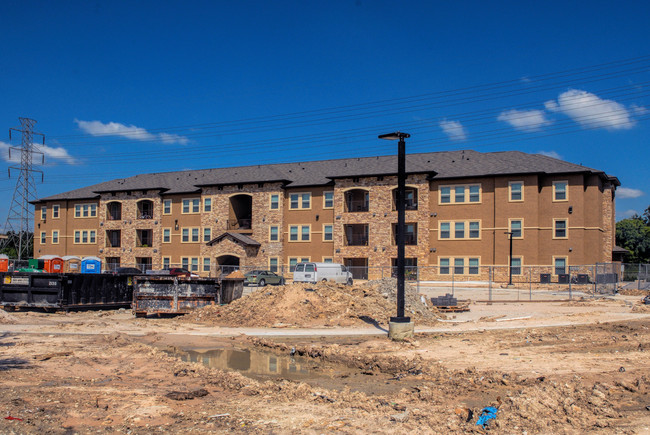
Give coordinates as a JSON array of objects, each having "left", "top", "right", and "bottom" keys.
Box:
[
  {"left": 203, "top": 227, "right": 211, "bottom": 243},
  {"left": 289, "top": 193, "right": 311, "bottom": 210},
  {"left": 270, "top": 194, "right": 280, "bottom": 210},
  {"left": 439, "top": 184, "right": 481, "bottom": 204},
  {"left": 182, "top": 198, "right": 200, "bottom": 214},
  {"left": 41, "top": 206, "right": 47, "bottom": 220},
  {"left": 510, "top": 219, "right": 523, "bottom": 239},
  {"left": 269, "top": 226, "right": 279, "bottom": 242},
  {"left": 269, "top": 257, "right": 279, "bottom": 273},
  {"left": 163, "top": 228, "right": 171, "bottom": 243},
  {"left": 509, "top": 181, "right": 523, "bottom": 201},
  {"left": 554, "top": 257, "right": 567, "bottom": 275},
  {"left": 553, "top": 181, "right": 568, "bottom": 201},
  {"left": 52, "top": 205, "right": 60, "bottom": 218},
  {"left": 203, "top": 258, "right": 211, "bottom": 272},
  {"left": 203, "top": 197, "right": 212, "bottom": 212},
  {"left": 40, "top": 232, "right": 46, "bottom": 244},
  {"left": 52, "top": 230, "right": 59, "bottom": 244},
  {"left": 75, "top": 203, "right": 97, "bottom": 218},
  {"left": 554, "top": 219, "right": 568, "bottom": 239},
  {"left": 323, "top": 225, "right": 333, "bottom": 241},
  {"left": 510, "top": 257, "right": 522, "bottom": 275},
  {"left": 323, "top": 191, "right": 334, "bottom": 209},
  {"left": 73, "top": 230, "right": 96, "bottom": 244},
  {"left": 163, "top": 199, "right": 172, "bottom": 215},
  {"left": 439, "top": 220, "right": 481, "bottom": 239}
]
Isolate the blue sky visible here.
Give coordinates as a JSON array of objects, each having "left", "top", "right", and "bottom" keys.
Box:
[{"left": 1, "top": 0, "right": 649, "bottom": 224}]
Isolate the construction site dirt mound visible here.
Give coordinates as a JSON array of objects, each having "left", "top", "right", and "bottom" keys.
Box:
[{"left": 183, "top": 278, "right": 441, "bottom": 327}]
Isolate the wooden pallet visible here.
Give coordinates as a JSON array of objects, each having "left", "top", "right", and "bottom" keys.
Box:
[{"left": 435, "top": 305, "right": 470, "bottom": 313}]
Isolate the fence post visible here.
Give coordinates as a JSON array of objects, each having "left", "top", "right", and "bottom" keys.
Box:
[
  {"left": 488, "top": 266, "right": 492, "bottom": 304},
  {"left": 529, "top": 267, "right": 532, "bottom": 301},
  {"left": 568, "top": 266, "right": 572, "bottom": 300},
  {"left": 416, "top": 266, "right": 420, "bottom": 294},
  {"left": 451, "top": 266, "right": 455, "bottom": 297},
  {"left": 639, "top": 263, "right": 642, "bottom": 291}
]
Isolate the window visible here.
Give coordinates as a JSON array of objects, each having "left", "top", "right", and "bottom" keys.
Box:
[
  {"left": 136, "top": 229, "right": 152, "bottom": 247},
  {"left": 392, "top": 223, "right": 417, "bottom": 245},
  {"left": 288, "top": 225, "right": 310, "bottom": 242},
  {"left": 553, "top": 181, "right": 568, "bottom": 201},
  {"left": 440, "top": 258, "right": 450, "bottom": 274},
  {"left": 455, "top": 186, "right": 465, "bottom": 203},
  {"left": 323, "top": 191, "right": 334, "bottom": 209},
  {"left": 75, "top": 203, "right": 97, "bottom": 218},
  {"left": 454, "top": 222, "right": 465, "bottom": 239},
  {"left": 468, "top": 258, "right": 479, "bottom": 275},
  {"left": 439, "top": 220, "right": 481, "bottom": 240},
  {"left": 439, "top": 184, "right": 481, "bottom": 204},
  {"left": 323, "top": 225, "right": 333, "bottom": 241},
  {"left": 52, "top": 205, "right": 60, "bottom": 219},
  {"left": 107, "top": 230, "right": 121, "bottom": 248},
  {"left": 73, "top": 230, "right": 95, "bottom": 244},
  {"left": 469, "top": 221, "right": 480, "bottom": 239},
  {"left": 162, "top": 257, "right": 171, "bottom": 269},
  {"left": 510, "top": 219, "right": 523, "bottom": 239},
  {"left": 440, "top": 187, "right": 451, "bottom": 204},
  {"left": 269, "top": 226, "right": 279, "bottom": 242},
  {"left": 89, "top": 231, "right": 95, "bottom": 244},
  {"left": 182, "top": 228, "right": 189, "bottom": 242},
  {"left": 510, "top": 257, "right": 522, "bottom": 275},
  {"left": 554, "top": 257, "right": 567, "bottom": 275},
  {"left": 163, "top": 199, "right": 172, "bottom": 215},
  {"left": 40, "top": 232, "right": 46, "bottom": 244},
  {"left": 289, "top": 192, "right": 311, "bottom": 210},
  {"left": 454, "top": 258, "right": 465, "bottom": 275},
  {"left": 270, "top": 194, "right": 280, "bottom": 210},
  {"left": 191, "top": 228, "right": 200, "bottom": 242},
  {"left": 181, "top": 258, "right": 189, "bottom": 269},
  {"left": 182, "top": 198, "right": 200, "bottom": 214},
  {"left": 554, "top": 219, "right": 567, "bottom": 239},
  {"left": 190, "top": 258, "right": 199, "bottom": 272},
  {"left": 107, "top": 202, "right": 122, "bottom": 220},
  {"left": 41, "top": 206, "right": 47, "bottom": 220},
  {"left": 203, "top": 228, "right": 211, "bottom": 242},
  {"left": 440, "top": 222, "right": 450, "bottom": 239},
  {"left": 181, "top": 227, "right": 200, "bottom": 243},
  {"left": 322, "top": 257, "right": 333, "bottom": 263},
  {"left": 203, "top": 197, "right": 212, "bottom": 212},
  {"left": 289, "top": 258, "right": 298, "bottom": 272},
  {"left": 203, "top": 258, "right": 211, "bottom": 272},
  {"left": 509, "top": 181, "right": 523, "bottom": 201},
  {"left": 163, "top": 228, "right": 171, "bottom": 243},
  {"left": 269, "top": 257, "right": 278, "bottom": 273}
]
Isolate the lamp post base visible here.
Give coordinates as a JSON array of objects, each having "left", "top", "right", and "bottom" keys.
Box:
[{"left": 388, "top": 317, "right": 414, "bottom": 341}]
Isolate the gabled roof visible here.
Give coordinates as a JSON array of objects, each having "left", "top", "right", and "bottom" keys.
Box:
[
  {"left": 34, "top": 150, "right": 618, "bottom": 202},
  {"left": 206, "top": 232, "right": 261, "bottom": 247}
]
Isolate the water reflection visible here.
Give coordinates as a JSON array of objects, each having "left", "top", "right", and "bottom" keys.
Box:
[{"left": 177, "top": 348, "right": 317, "bottom": 381}]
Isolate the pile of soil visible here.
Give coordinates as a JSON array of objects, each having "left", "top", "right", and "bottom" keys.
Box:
[{"left": 183, "top": 278, "right": 440, "bottom": 327}]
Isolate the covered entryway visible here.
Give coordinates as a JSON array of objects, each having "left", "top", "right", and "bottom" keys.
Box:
[{"left": 216, "top": 255, "right": 240, "bottom": 275}]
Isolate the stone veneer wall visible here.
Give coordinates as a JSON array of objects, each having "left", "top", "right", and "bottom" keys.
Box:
[
  {"left": 333, "top": 174, "right": 431, "bottom": 280},
  {"left": 98, "top": 191, "right": 163, "bottom": 268},
  {"left": 201, "top": 182, "right": 284, "bottom": 270}
]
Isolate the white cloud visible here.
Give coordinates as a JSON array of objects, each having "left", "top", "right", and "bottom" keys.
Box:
[
  {"left": 498, "top": 109, "right": 552, "bottom": 132},
  {"left": 0, "top": 141, "right": 77, "bottom": 165},
  {"left": 75, "top": 119, "right": 189, "bottom": 145},
  {"left": 618, "top": 209, "right": 640, "bottom": 219},
  {"left": 544, "top": 89, "right": 635, "bottom": 130},
  {"left": 537, "top": 150, "right": 562, "bottom": 160},
  {"left": 617, "top": 187, "right": 644, "bottom": 199},
  {"left": 439, "top": 119, "right": 467, "bottom": 141}
]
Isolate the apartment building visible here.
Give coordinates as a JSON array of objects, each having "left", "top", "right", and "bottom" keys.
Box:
[{"left": 32, "top": 150, "right": 619, "bottom": 280}]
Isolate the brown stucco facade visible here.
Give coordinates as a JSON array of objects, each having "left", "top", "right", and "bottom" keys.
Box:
[{"left": 32, "top": 151, "right": 618, "bottom": 279}]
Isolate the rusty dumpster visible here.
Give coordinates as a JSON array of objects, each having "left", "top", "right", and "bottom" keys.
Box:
[{"left": 132, "top": 276, "right": 219, "bottom": 317}]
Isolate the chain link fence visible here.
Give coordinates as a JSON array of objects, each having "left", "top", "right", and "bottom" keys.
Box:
[{"left": 4, "top": 258, "right": 648, "bottom": 301}]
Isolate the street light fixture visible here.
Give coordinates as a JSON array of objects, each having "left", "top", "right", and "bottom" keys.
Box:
[{"left": 379, "top": 131, "right": 413, "bottom": 340}]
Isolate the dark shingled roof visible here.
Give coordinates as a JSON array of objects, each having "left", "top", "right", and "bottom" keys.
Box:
[
  {"left": 35, "top": 150, "right": 618, "bottom": 202},
  {"left": 206, "top": 232, "right": 261, "bottom": 247}
]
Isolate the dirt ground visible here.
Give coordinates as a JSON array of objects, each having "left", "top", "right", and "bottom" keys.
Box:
[{"left": 1, "top": 285, "right": 649, "bottom": 434}]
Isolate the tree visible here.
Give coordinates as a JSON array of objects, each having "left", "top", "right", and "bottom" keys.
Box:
[
  {"left": 0, "top": 231, "right": 34, "bottom": 259},
  {"left": 616, "top": 216, "right": 650, "bottom": 263}
]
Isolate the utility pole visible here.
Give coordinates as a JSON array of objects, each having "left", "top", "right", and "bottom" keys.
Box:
[{"left": 2, "top": 117, "right": 44, "bottom": 261}]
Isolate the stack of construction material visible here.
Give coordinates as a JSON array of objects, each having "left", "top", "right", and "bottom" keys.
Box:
[{"left": 431, "top": 293, "right": 458, "bottom": 307}]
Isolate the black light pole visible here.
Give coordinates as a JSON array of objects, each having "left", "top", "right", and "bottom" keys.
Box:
[
  {"left": 505, "top": 231, "right": 513, "bottom": 286},
  {"left": 379, "top": 131, "right": 411, "bottom": 323}
]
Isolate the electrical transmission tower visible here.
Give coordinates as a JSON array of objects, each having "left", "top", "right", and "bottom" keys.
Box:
[{"left": 2, "top": 117, "right": 44, "bottom": 261}]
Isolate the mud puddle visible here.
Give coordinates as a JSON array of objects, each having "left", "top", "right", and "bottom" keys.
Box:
[{"left": 169, "top": 345, "right": 424, "bottom": 396}]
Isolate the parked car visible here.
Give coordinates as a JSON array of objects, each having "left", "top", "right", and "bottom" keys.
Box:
[
  {"left": 168, "top": 268, "right": 199, "bottom": 279},
  {"left": 244, "top": 270, "right": 285, "bottom": 286},
  {"left": 113, "top": 267, "right": 145, "bottom": 275}
]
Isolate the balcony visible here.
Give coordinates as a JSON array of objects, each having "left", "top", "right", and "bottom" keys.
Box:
[
  {"left": 392, "top": 223, "right": 417, "bottom": 245},
  {"left": 227, "top": 218, "right": 252, "bottom": 230},
  {"left": 345, "top": 190, "right": 369, "bottom": 213},
  {"left": 136, "top": 229, "right": 153, "bottom": 248},
  {"left": 106, "top": 202, "right": 122, "bottom": 221},
  {"left": 392, "top": 187, "right": 418, "bottom": 211},
  {"left": 229, "top": 194, "right": 252, "bottom": 232},
  {"left": 344, "top": 224, "right": 369, "bottom": 246},
  {"left": 106, "top": 230, "right": 121, "bottom": 248},
  {"left": 137, "top": 200, "right": 154, "bottom": 220}
]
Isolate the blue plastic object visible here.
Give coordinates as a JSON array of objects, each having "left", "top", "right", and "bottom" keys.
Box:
[{"left": 476, "top": 406, "right": 498, "bottom": 428}]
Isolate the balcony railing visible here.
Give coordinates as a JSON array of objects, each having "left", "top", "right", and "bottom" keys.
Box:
[
  {"left": 345, "top": 200, "right": 369, "bottom": 212},
  {"left": 227, "top": 219, "right": 252, "bottom": 230},
  {"left": 345, "top": 234, "right": 369, "bottom": 246}
]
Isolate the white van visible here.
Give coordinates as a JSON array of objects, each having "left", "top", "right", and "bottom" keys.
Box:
[{"left": 292, "top": 262, "right": 353, "bottom": 285}]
